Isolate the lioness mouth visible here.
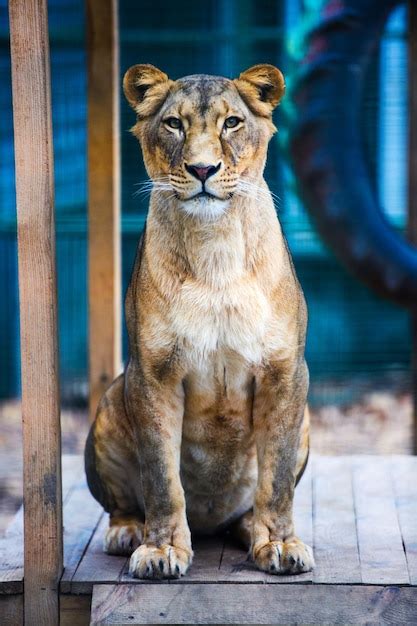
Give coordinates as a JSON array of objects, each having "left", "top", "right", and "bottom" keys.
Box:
[{"left": 190, "top": 191, "right": 218, "bottom": 200}]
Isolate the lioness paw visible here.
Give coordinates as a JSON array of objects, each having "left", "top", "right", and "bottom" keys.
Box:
[
  {"left": 129, "top": 544, "right": 193, "bottom": 579},
  {"left": 104, "top": 521, "right": 143, "bottom": 556},
  {"left": 254, "top": 537, "right": 314, "bottom": 575}
]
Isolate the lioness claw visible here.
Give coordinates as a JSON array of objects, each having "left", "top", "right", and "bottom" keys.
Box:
[
  {"left": 129, "top": 544, "right": 192, "bottom": 580},
  {"left": 254, "top": 538, "right": 315, "bottom": 575}
]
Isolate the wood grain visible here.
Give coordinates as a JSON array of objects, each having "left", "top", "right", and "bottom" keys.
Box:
[
  {"left": 217, "top": 537, "right": 265, "bottom": 583},
  {"left": 71, "top": 514, "right": 127, "bottom": 594},
  {"left": 60, "top": 594, "right": 91, "bottom": 626},
  {"left": 312, "top": 456, "right": 361, "bottom": 583},
  {"left": 90, "top": 583, "right": 417, "bottom": 625},
  {"left": 0, "top": 456, "right": 83, "bottom": 596},
  {"left": 182, "top": 536, "right": 225, "bottom": 582},
  {"left": 0, "top": 595, "right": 23, "bottom": 626},
  {"left": 8, "top": 455, "right": 84, "bottom": 537},
  {"left": 9, "top": 1, "right": 62, "bottom": 623},
  {"left": 0, "top": 533, "right": 23, "bottom": 595},
  {"left": 87, "top": 0, "right": 122, "bottom": 421},
  {"left": 390, "top": 455, "right": 417, "bottom": 584},
  {"left": 352, "top": 456, "right": 409, "bottom": 585},
  {"left": 3, "top": 454, "right": 416, "bottom": 625},
  {"left": 60, "top": 477, "right": 103, "bottom": 592}
]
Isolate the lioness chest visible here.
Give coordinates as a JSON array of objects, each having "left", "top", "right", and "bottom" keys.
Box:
[
  {"left": 172, "top": 275, "right": 280, "bottom": 504},
  {"left": 176, "top": 277, "right": 262, "bottom": 483},
  {"left": 171, "top": 269, "right": 267, "bottom": 499}
]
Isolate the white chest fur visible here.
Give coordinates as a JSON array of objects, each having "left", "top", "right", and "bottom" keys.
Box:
[
  {"left": 168, "top": 215, "right": 287, "bottom": 367},
  {"left": 172, "top": 275, "right": 271, "bottom": 365}
]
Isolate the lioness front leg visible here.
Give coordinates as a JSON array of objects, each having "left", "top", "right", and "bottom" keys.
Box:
[
  {"left": 125, "top": 362, "right": 193, "bottom": 579},
  {"left": 252, "top": 358, "right": 314, "bottom": 575}
]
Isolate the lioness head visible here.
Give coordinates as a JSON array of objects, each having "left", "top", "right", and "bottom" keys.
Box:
[{"left": 123, "top": 64, "right": 285, "bottom": 219}]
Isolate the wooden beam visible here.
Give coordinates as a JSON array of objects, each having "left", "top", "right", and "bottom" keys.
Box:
[
  {"left": 0, "top": 595, "right": 23, "bottom": 626},
  {"left": 90, "top": 583, "right": 417, "bottom": 625},
  {"left": 60, "top": 595, "right": 91, "bottom": 626},
  {"left": 87, "top": 0, "right": 122, "bottom": 421},
  {"left": 8, "top": 1, "right": 63, "bottom": 624},
  {"left": 408, "top": 0, "right": 417, "bottom": 454}
]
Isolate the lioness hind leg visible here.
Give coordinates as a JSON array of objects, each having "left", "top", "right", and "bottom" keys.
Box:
[
  {"left": 85, "top": 374, "right": 145, "bottom": 556},
  {"left": 104, "top": 514, "right": 144, "bottom": 556},
  {"left": 230, "top": 510, "right": 253, "bottom": 550}
]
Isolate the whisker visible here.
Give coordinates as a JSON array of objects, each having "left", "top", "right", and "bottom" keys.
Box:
[
  {"left": 132, "top": 178, "right": 174, "bottom": 200},
  {"left": 235, "top": 179, "right": 281, "bottom": 209}
]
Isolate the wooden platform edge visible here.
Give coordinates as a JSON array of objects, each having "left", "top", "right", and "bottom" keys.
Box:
[
  {"left": 0, "top": 594, "right": 23, "bottom": 626},
  {"left": 60, "top": 594, "right": 91, "bottom": 626},
  {"left": 89, "top": 582, "right": 417, "bottom": 625},
  {"left": 2, "top": 453, "right": 416, "bottom": 620}
]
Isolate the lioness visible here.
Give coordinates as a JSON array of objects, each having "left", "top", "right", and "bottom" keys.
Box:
[{"left": 85, "top": 63, "right": 314, "bottom": 579}]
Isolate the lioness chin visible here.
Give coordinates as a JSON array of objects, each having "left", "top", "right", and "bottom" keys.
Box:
[{"left": 85, "top": 63, "right": 314, "bottom": 579}]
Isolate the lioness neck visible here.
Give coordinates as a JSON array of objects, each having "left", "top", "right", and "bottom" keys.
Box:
[{"left": 146, "top": 180, "right": 285, "bottom": 292}]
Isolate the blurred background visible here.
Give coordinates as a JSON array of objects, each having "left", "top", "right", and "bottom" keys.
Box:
[{"left": 0, "top": 0, "right": 413, "bottom": 527}]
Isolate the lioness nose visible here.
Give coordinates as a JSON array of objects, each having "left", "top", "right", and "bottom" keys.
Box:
[{"left": 185, "top": 162, "right": 221, "bottom": 182}]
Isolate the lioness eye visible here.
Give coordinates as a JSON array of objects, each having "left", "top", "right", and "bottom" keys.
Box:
[
  {"left": 224, "top": 116, "right": 241, "bottom": 129},
  {"left": 165, "top": 117, "right": 182, "bottom": 130}
]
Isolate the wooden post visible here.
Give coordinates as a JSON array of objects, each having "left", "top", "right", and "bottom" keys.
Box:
[
  {"left": 87, "top": 0, "right": 122, "bottom": 421},
  {"left": 9, "top": 1, "right": 63, "bottom": 624},
  {"left": 408, "top": 0, "right": 417, "bottom": 454}
]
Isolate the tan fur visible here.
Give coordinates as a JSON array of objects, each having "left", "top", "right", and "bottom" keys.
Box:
[{"left": 85, "top": 64, "right": 314, "bottom": 579}]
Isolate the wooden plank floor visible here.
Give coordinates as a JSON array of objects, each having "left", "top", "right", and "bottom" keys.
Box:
[{"left": 1, "top": 454, "right": 416, "bottom": 624}]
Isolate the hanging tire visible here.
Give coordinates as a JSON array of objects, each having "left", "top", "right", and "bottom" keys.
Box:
[{"left": 288, "top": 0, "right": 417, "bottom": 307}]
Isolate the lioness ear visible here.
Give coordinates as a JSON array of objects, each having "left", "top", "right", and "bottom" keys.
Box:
[
  {"left": 234, "top": 64, "right": 285, "bottom": 116},
  {"left": 123, "top": 64, "right": 172, "bottom": 116}
]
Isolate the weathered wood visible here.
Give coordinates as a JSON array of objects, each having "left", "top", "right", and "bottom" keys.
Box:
[
  {"left": 408, "top": 0, "right": 417, "bottom": 454},
  {"left": 60, "top": 594, "right": 91, "bottom": 626},
  {"left": 0, "top": 594, "right": 23, "bottom": 626},
  {"left": 8, "top": 1, "right": 62, "bottom": 623},
  {"left": 62, "top": 455, "right": 86, "bottom": 499},
  {"left": 352, "top": 456, "right": 409, "bottom": 585},
  {"left": 0, "top": 509, "right": 26, "bottom": 595},
  {"left": 182, "top": 536, "right": 225, "bottom": 583},
  {"left": 90, "top": 583, "right": 417, "bottom": 625},
  {"left": 0, "top": 456, "right": 84, "bottom": 595},
  {"left": 87, "top": 0, "right": 121, "bottom": 421},
  {"left": 216, "top": 537, "right": 265, "bottom": 583},
  {"left": 7, "top": 455, "right": 84, "bottom": 537},
  {"left": 390, "top": 455, "right": 417, "bottom": 584},
  {"left": 60, "top": 477, "right": 103, "bottom": 592},
  {"left": 3, "top": 453, "right": 416, "bottom": 625},
  {"left": 312, "top": 456, "right": 361, "bottom": 583},
  {"left": 71, "top": 514, "right": 127, "bottom": 594},
  {"left": 0, "top": 533, "right": 23, "bottom": 595}
]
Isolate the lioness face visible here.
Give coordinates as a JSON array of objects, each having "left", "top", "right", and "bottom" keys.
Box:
[{"left": 124, "top": 64, "right": 285, "bottom": 219}]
